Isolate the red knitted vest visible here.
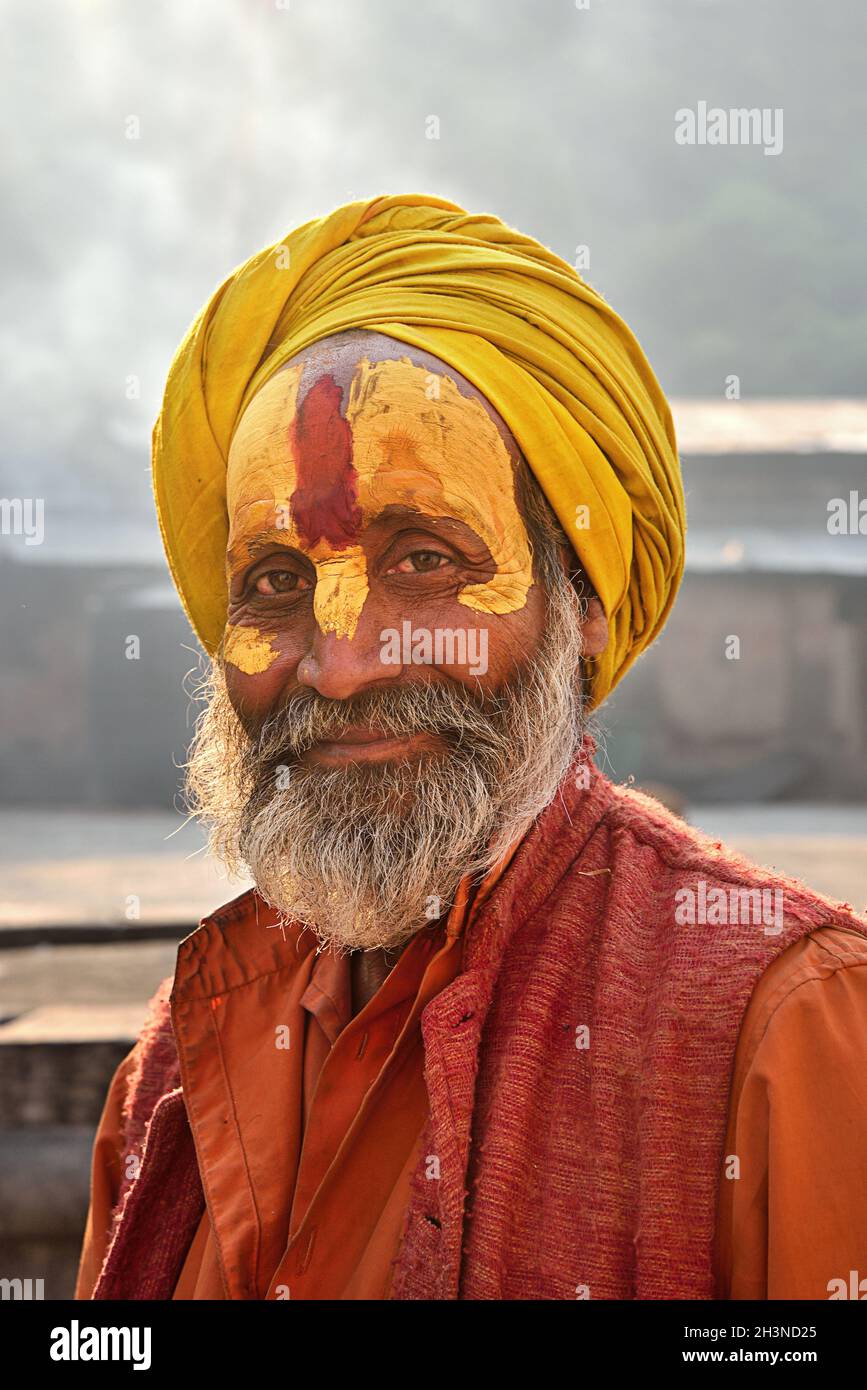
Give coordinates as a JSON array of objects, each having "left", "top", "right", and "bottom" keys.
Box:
[{"left": 92, "top": 759, "right": 867, "bottom": 1299}]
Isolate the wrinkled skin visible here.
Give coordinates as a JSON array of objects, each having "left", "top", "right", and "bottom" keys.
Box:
[{"left": 223, "top": 330, "right": 608, "bottom": 1011}]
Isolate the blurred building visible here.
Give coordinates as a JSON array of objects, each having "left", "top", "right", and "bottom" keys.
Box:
[
  {"left": 603, "top": 400, "right": 867, "bottom": 800},
  {"left": 0, "top": 515, "right": 197, "bottom": 809}
]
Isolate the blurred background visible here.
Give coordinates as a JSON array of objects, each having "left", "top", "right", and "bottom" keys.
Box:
[{"left": 1, "top": 0, "right": 865, "bottom": 1296}]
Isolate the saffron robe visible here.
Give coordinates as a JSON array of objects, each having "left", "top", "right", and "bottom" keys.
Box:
[{"left": 76, "top": 758, "right": 867, "bottom": 1299}]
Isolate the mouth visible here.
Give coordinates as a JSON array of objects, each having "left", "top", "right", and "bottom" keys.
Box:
[{"left": 302, "top": 725, "right": 447, "bottom": 768}]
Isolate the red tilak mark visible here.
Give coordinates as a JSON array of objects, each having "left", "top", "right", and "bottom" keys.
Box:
[{"left": 290, "top": 375, "right": 361, "bottom": 548}]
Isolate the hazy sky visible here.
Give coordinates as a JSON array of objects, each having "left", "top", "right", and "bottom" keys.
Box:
[{"left": 2, "top": 0, "right": 865, "bottom": 540}]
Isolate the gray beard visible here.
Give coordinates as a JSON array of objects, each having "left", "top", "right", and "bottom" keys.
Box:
[{"left": 185, "top": 584, "right": 588, "bottom": 952}]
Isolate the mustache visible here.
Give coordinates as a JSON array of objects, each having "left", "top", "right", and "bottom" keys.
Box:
[
  {"left": 247, "top": 680, "right": 516, "bottom": 764},
  {"left": 184, "top": 565, "right": 589, "bottom": 949}
]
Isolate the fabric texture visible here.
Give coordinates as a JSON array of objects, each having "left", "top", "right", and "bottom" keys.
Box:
[
  {"left": 77, "top": 754, "right": 867, "bottom": 1299},
  {"left": 716, "top": 924, "right": 867, "bottom": 1298},
  {"left": 151, "top": 193, "right": 685, "bottom": 708},
  {"left": 169, "top": 919, "right": 458, "bottom": 1300},
  {"left": 169, "top": 846, "right": 517, "bottom": 1300}
]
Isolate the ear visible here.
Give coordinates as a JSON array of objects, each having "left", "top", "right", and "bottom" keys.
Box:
[
  {"left": 559, "top": 544, "right": 609, "bottom": 658},
  {"left": 579, "top": 595, "right": 609, "bottom": 658}
]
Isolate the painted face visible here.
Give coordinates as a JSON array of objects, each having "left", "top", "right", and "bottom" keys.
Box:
[{"left": 224, "top": 356, "right": 534, "bottom": 672}]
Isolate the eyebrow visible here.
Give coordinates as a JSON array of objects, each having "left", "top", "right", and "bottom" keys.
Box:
[
  {"left": 227, "top": 507, "right": 495, "bottom": 573},
  {"left": 226, "top": 526, "right": 303, "bottom": 572}
]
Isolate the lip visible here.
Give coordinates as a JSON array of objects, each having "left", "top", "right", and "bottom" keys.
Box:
[
  {"left": 303, "top": 727, "right": 445, "bottom": 767},
  {"left": 323, "top": 725, "right": 397, "bottom": 745}
]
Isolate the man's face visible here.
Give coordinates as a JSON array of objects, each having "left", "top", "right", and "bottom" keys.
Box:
[
  {"left": 187, "top": 332, "right": 594, "bottom": 951},
  {"left": 222, "top": 333, "right": 545, "bottom": 759}
]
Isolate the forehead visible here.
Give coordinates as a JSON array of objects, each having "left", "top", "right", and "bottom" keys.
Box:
[
  {"left": 225, "top": 335, "right": 527, "bottom": 557},
  {"left": 228, "top": 331, "right": 524, "bottom": 489},
  {"left": 278, "top": 330, "right": 522, "bottom": 461}
]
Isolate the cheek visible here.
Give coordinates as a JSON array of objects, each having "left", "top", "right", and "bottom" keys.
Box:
[
  {"left": 223, "top": 640, "right": 303, "bottom": 730},
  {"left": 397, "top": 583, "right": 546, "bottom": 690},
  {"left": 474, "top": 589, "right": 546, "bottom": 687}
]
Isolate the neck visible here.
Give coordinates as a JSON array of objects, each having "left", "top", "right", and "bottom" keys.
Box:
[{"left": 349, "top": 940, "right": 410, "bottom": 1016}]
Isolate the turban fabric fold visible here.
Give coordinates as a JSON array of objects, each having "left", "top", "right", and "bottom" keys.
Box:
[{"left": 152, "top": 192, "right": 685, "bottom": 708}]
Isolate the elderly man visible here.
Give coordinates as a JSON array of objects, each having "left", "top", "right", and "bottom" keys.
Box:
[{"left": 77, "top": 194, "right": 867, "bottom": 1301}]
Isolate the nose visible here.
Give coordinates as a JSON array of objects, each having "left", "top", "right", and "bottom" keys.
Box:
[{"left": 296, "top": 623, "right": 397, "bottom": 701}]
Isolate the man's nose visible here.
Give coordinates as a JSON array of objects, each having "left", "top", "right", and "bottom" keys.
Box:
[{"left": 296, "top": 622, "right": 395, "bottom": 701}]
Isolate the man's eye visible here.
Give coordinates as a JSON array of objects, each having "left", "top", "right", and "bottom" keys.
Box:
[
  {"left": 253, "top": 570, "right": 308, "bottom": 596},
  {"left": 392, "top": 550, "right": 452, "bottom": 574}
]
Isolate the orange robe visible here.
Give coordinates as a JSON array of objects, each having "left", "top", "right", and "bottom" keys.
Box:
[{"left": 76, "top": 883, "right": 867, "bottom": 1301}]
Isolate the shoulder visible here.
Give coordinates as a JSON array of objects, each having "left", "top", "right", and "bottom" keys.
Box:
[
  {"left": 732, "top": 925, "right": 867, "bottom": 1088},
  {"left": 717, "top": 924, "right": 867, "bottom": 1298},
  {"left": 589, "top": 774, "right": 867, "bottom": 940}
]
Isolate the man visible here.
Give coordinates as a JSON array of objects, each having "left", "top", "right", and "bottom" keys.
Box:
[{"left": 77, "top": 193, "right": 867, "bottom": 1300}]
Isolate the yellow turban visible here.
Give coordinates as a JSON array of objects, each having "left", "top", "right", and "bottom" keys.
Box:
[{"left": 152, "top": 192, "right": 684, "bottom": 709}]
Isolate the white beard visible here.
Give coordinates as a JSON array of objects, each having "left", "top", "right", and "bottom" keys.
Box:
[{"left": 185, "top": 582, "right": 587, "bottom": 952}]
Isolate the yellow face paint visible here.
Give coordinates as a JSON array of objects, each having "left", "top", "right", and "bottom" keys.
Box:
[
  {"left": 344, "top": 358, "right": 533, "bottom": 616},
  {"left": 311, "top": 548, "right": 368, "bottom": 638},
  {"left": 227, "top": 364, "right": 371, "bottom": 654},
  {"left": 224, "top": 355, "right": 533, "bottom": 668},
  {"left": 223, "top": 622, "right": 279, "bottom": 674}
]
